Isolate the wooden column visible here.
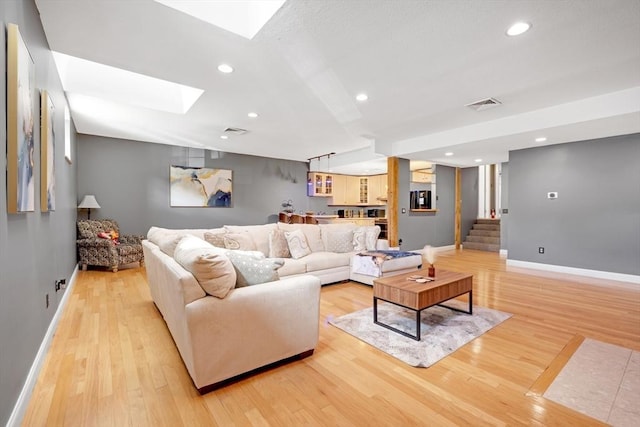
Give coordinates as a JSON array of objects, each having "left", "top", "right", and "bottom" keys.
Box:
[
  {"left": 455, "top": 167, "right": 462, "bottom": 249},
  {"left": 387, "top": 157, "right": 399, "bottom": 247}
]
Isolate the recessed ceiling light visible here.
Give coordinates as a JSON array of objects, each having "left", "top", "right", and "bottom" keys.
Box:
[
  {"left": 535, "top": 137, "right": 547, "bottom": 142},
  {"left": 248, "top": 112, "right": 258, "bottom": 118},
  {"left": 445, "top": 152, "right": 454, "bottom": 156},
  {"left": 220, "top": 135, "right": 229, "bottom": 140},
  {"left": 474, "top": 158, "right": 482, "bottom": 163},
  {"left": 217, "top": 64, "right": 234, "bottom": 74},
  {"left": 356, "top": 93, "right": 368, "bottom": 102},
  {"left": 506, "top": 22, "right": 531, "bottom": 36}
]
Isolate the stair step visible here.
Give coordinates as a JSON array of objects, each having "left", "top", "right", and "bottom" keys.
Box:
[
  {"left": 462, "top": 242, "right": 500, "bottom": 252},
  {"left": 473, "top": 223, "right": 501, "bottom": 231},
  {"left": 469, "top": 229, "right": 500, "bottom": 237},
  {"left": 465, "top": 235, "right": 500, "bottom": 244},
  {"left": 476, "top": 219, "right": 500, "bottom": 225}
]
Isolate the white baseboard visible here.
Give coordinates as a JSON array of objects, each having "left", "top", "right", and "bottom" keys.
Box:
[
  {"left": 499, "top": 249, "right": 508, "bottom": 256},
  {"left": 506, "top": 259, "right": 640, "bottom": 285},
  {"left": 7, "top": 265, "right": 79, "bottom": 427}
]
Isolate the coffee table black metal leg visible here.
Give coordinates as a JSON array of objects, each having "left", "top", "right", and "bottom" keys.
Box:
[{"left": 373, "top": 298, "right": 421, "bottom": 341}]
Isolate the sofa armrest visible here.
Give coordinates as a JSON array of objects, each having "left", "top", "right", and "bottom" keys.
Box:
[{"left": 184, "top": 275, "right": 321, "bottom": 388}]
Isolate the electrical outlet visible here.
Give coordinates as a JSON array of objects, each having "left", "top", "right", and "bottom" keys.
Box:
[
  {"left": 538, "top": 247, "right": 545, "bottom": 254},
  {"left": 46, "top": 293, "right": 49, "bottom": 309}
]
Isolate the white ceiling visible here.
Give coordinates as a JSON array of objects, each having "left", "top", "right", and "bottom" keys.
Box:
[{"left": 35, "top": 0, "right": 640, "bottom": 174}]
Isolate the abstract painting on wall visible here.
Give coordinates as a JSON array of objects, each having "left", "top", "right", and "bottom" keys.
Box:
[
  {"left": 7, "top": 23, "right": 36, "bottom": 213},
  {"left": 170, "top": 166, "right": 232, "bottom": 207},
  {"left": 41, "top": 90, "right": 56, "bottom": 211}
]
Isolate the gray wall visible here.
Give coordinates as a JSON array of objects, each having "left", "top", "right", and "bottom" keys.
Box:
[
  {"left": 461, "top": 167, "right": 479, "bottom": 242},
  {"left": 508, "top": 134, "right": 640, "bottom": 275},
  {"left": 399, "top": 161, "right": 458, "bottom": 250},
  {"left": 77, "top": 135, "right": 319, "bottom": 234},
  {"left": 0, "top": 1, "right": 78, "bottom": 424}
]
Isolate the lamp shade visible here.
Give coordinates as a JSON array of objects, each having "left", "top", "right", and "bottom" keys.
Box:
[{"left": 78, "top": 195, "right": 101, "bottom": 209}]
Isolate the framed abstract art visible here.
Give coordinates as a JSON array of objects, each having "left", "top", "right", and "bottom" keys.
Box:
[
  {"left": 40, "top": 90, "right": 56, "bottom": 211},
  {"left": 7, "top": 23, "right": 36, "bottom": 213},
  {"left": 170, "top": 165, "right": 232, "bottom": 207}
]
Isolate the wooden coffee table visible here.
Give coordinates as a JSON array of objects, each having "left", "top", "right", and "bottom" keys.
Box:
[{"left": 373, "top": 269, "right": 473, "bottom": 341}]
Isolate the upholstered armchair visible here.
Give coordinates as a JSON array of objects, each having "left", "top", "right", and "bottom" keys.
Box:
[{"left": 77, "top": 219, "right": 145, "bottom": 272}]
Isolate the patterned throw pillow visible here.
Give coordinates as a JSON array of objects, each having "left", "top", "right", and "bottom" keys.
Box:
[
  {"left": 223, "top": 232, "right": 257, "bottom": 251},
  {"left": 285, "top": 229, "right": 311, "bottom": 259},
  {"left": 269, "top": 229, "right": 291, "bottom": 258},
  {"left": 225, "top": 251, "right": 284, "bottom": 287},
  {"left": 353, "top": 228, "right": 366, "bottom": 251},
  {"left": 326, "top": 230, "right": 355, "bottom": 253},
  {"left": 365, "top": 226, "right": 381, "bottom": 250},
  {"left": 204, "top": 231, "right": 227, "bottom": 248}
]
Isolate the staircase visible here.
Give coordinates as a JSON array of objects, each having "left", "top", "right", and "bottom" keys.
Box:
[{"left": 463, "top": 219, "right": 500, "bottom": 252}]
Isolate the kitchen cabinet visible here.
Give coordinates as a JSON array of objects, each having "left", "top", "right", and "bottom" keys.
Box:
[
  {"left": 411, "top": 170, "right": 435, "bottom": 183},
  {"left": 327, "top": 173, "right": 388, "bottom": 206},
  {"left": 307, "top": 172, "right": 333, "bottom": 197}
]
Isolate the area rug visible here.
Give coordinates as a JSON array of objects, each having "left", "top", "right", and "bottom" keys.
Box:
[
  {"left": 329, "top": 300, "right": 511, "bottom": 367},
  {"left": 543, "top": 338, "right": 640, "bottom": 426}
]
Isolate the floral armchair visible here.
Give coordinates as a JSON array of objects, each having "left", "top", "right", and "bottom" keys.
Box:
[{"left": 77, "top": 219, "right": 145, "bottom": 272}]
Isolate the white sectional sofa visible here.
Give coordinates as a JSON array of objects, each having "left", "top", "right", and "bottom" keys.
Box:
[{"left": 142, "top": 221, "right": 420, "bottom": 391}]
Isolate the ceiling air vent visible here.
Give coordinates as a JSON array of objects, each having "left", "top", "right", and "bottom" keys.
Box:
[
  {"left": 223, "top": 127, "right": 248, "bottom": 135},
  {"left": 465, "top": 97, "right": 502, "bottom": 111}
]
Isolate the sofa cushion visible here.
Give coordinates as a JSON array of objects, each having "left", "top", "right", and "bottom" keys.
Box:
[
  {"left": 304, "top": 251, "right": 352, "bottom": 271},
  {"left": 157, "top": 232, "right": 187, "bottom": 257},
  {"left": 278, "top": 223, "right": 324, "bottom": 252},
  {"left": 277, "top": 258, "right": 307, "bottom": 277},
  {"left": 268, "top": 229, "right": 291, "bottom": 258},
  {"left": 224, "top": 224, "right": 277, "bottom": 256},
  {"left": 223, "top": 233, "right": 257, "bottom": 251},
  {"left": 203, "top": 230, "right": 227, "bottom": 248},
  {"left": 173, "top": 236, "right": 236, "bottom": 298},
  {"left": 225, "top": 251, "right": 284, "bottom": 287},
  {"left": 319, "top": 223, "right": 357, "bottom": 250},
  {"left": 285, "top": 229, "right": 312, "bottom": 259},
  {"left": 325, "top": 229, "right": 355, "bottom": 253}
]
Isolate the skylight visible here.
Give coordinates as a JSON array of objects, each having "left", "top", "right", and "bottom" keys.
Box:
[
  {"left": 154, "top": 0, "right": 286, "bottom": 40},
  {"left": 52, "top": 52, "right": 204, "bottom": 114}
]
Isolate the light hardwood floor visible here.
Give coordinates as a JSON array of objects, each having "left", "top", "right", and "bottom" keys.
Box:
[{"left": 22, "top": 250, "right": 640, "bottom": 426}]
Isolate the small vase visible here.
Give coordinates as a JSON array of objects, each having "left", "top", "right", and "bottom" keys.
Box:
[{"left": 428, "top": 265, "right": 435, "bottom": 278}]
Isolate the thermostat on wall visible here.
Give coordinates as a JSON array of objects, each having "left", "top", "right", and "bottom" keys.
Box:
[{"left": 547, "top": 192, "right": 558, "bottom": 199}]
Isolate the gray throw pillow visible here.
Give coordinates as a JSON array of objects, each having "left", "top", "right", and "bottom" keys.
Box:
[{"left": 225, "top": 251, "right": 284, "bottom": 287}]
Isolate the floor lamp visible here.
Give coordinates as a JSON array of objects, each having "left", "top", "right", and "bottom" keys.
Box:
[{"left": 78, "top": 195, "right": 101, "bottom": 219}]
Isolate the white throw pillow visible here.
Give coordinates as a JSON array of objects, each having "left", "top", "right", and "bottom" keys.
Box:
[
  {"left": 285, "top": 229, "right": 311, "bottom": 259},
  {"left": 326, "top": 230, "right": 355, "bottom": 253},
  {"left": 157, "top": 233, "right": 186, "bottom": 257},
  {"left": 174, "top": 236, "right": 236, "bottom": 298},
  {"left": 365, "top": 226, "right": 381, "bottom": 250},
  {"left": 353, "top": 227, "right": 366, "bottom": 251},
  {"left": 223, "top": 232, "right": 257, "bottom": 251}
]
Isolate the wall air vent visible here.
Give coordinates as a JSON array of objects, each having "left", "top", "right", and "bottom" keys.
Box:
[
  {"left": 465, "top": 97, "right": 502, "bottom": 111},
  {"left": 223, "top": 127, "right": 248, "bottom": 135}
]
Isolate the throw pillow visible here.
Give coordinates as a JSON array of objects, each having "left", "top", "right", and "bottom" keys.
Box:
[
  {"left": 157, "top": 233, "right": 186, "bottom": 257},
  {"left": 353, "top": 227, "right": 366, "bottom": 251},
  {"left": 365, "top": 225, "right": 381, "bottom": 250},
  {"left": 204, "top": 231, "right": 227, "bottom": 248},
  {"left": 223, "top": 232, "right": 257, "bottom": 251},
  {"left": 225, "top": 251, "right": 284, "bottom": 287},
  {"left": 285, "top": 229, "right": 311, "bottom": 259},
  {"left": 326, "top": 230, "right": 355, "bottom": 253},
  {"left": 268, "top": 229, "right": 291, "bottom": 258},
  {"left": 173, "top": 236, "right": 236, "bottom": 298}
]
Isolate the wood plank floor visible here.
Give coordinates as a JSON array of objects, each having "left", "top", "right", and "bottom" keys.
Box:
[{"left": 22, "top": 249, "right": 640, "bottom": 426}]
